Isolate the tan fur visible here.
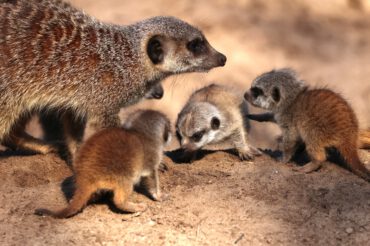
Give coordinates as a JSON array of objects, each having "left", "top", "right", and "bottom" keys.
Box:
[{"left": 35, "top": 110, "right": 171, "bottom": 218}]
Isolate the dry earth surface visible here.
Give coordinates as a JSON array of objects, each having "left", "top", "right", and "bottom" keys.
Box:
[{"left": 1, "top": 0, "right": 370, "bottom": 245}]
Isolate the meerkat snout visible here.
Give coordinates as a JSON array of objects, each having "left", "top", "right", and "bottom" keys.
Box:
[
  {"left": 244, "top": 86, "right": 280, "bottom": 110},
  {"left": 216, "top": 53, "right": 227, "bottom": 67}
]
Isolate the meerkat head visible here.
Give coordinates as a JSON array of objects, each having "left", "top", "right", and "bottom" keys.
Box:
[
  {"left": 132, "top": 16, "right": 226, "bottom": 75},
  {"left": 124, "top": 110, "right": 172, "bottom": 146},
  {"left": 176, "top": 102, "right": 221, "bottom": 152},
  {"left": 244, "top": 68, "right": 306, "bottom": 112}
]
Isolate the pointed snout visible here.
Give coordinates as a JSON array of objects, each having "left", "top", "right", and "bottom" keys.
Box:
[{"left": 217, "top": 53, "right": 227, "bottom": 67}]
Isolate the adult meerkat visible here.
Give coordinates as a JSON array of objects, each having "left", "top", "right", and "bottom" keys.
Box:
[
  {"left": 176, "top": 84, "right": 260, "bottom": 161},
  {"left": 244, "top": 68, "right": 370, "bottom": 181},
  {"left": 35, "top": 110, "right": 171, "bottom": 218},
  {"left": 0, "top": 0, "right": 226, "bottom": 157}
]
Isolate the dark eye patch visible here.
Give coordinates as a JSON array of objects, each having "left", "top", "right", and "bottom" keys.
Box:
[
  {"left": 251, "top": 87, "right": 264, "bottom": 98},
  {"left": 176, "top": 129, "right": 182, "bottom": 142},
  {"left": 191, "top": 130, "right": 205, "bottom": 142},
  {"left": 187, "top": 38, "right": 206, "bottom": 55}
]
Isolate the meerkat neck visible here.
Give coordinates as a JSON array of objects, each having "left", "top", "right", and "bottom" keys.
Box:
[{"left": 276, "top": 86, "right": 308, "bottom": 115}]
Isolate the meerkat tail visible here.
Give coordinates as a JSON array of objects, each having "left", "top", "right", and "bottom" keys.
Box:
[
  {"left": 247, "top": 113, "right": 276, "bottom": 123},
  {"left": 338, "top": 144, "right": 370, "bottom": 182},
  {"left": 35, "top": 188, "right": 93, "bottom": 218},
  {"left": 358, "top": 129, "right": 370, "bottom": 149}
]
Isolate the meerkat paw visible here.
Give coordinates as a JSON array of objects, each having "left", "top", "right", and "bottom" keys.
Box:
[
  {"left": 237, "top": 149, "right": 254, "bottom": 161},
  {"left": 250, "top": 146, "right": 262, "bottom": 156},
  {"left": 158, "top": 161, "right": 169, "bottom": 172},
  {"left": 151, "top": 191, "right": 169, "bottom": 202},
  {"left": 119, "top": 201, "right": 148, "bottom": 213},
  {"left": 237, "top": 146, "right": 261, "bottom": 161},
  {"left": 293, "top": 162, "right": 322, "bottom": 173}
]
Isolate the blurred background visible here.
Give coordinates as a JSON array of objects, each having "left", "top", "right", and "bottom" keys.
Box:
[{"left": 35, "top": 0, "right": 370, "bottom": 149}]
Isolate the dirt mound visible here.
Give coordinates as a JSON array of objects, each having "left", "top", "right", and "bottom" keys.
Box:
[{"left": 0, "top": 150, "right": 369, "bottom": 245}]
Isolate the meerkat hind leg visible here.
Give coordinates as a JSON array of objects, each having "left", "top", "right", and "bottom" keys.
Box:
[
  {"left": 293, "top": 145, "right": 325, "bottom": 173},
  {"left": 234, "top": 129, "right": 261, "bottom": 161},
  {"left": 4, "top": 130, "right": 58, "bottom": 154},
  {"left": 113, "top": 183, "right": 147, "bottom": 213}
]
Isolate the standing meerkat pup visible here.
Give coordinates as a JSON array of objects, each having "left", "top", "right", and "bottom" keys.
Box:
[
  {"left": 176, "top": 84, "right": 260, "bottom": 161},
  {"left": 35, "top": 110, "right": 172, "bottom": 218},
  {"left": 244, "top": 69, "right": 370, "bottom": 181},
  {"left": 0, "top": 0, "right": 226, "bottom": 157}
]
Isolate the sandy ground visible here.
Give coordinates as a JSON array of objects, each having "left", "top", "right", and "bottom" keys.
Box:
[{"left": 1, "top": 0, "right": 370, "bottom": 245}]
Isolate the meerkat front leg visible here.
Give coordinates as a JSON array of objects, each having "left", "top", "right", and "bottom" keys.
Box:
[
  {"left": 141, "top": 168, "right": 168, "bottom": 201},
  {"left": 280, "top": 128, "right": 299, "bottom": 163},
  {"left": 233, "top": 128, "right": 261, "bottom": 161}
]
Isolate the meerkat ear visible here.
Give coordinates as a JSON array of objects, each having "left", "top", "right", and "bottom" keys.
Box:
[
  {"left": 147, "top": 36, "right": 164, "bottom": 64},
  {"left": 272, "top": 87, "right": 280, "bottom": 102},
  {"left": 211, "top": 117, "right": 220, "bottom": 130}
]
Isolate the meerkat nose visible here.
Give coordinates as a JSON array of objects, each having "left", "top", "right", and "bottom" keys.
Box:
[
  {"left": 217, "top": 53, "right": 227, "bottom": 66},
  {"left": 244, "top": 92, "right": 250, "bottom": 101},
  {"left": 152, "top": 89, "right": 163, "bottom": 99}
]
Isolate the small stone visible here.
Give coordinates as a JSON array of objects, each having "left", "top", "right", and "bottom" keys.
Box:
[
  {"left": 345, "top": 227, "right": 354, "bottom": 234},
  {"left": 148, "top": 220, "right": 156, "bottom": 226}
]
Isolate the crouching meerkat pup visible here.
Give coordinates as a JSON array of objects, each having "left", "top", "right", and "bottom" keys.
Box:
[
  {"left": 176, "top": 84, "right": 260, "bottom": 161},
  {"left": 0, "top": 0, "right": 226, "bottom": 157},
  {"left": 244, "top": 68, "right": 370, "bottom": 181},
  {"left": 35, "top": 110, "right": 171, "bottom": 218}
]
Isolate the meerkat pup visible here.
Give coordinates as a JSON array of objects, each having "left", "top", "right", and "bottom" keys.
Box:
[
  {"left": 0, "top": 0, "right": 226, "bottom": 157},
  {"left": 244, "top": 68, "right": 370, "bottom": 181},
  {"left": 176, "top": 84, "right": 260, "bottom": 161},
  {"left": 35, "top": 110, "right": 171, "bottom": 218}
]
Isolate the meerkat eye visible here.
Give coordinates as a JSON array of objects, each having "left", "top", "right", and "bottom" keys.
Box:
[
  {"left": 251, "top": 87, "right": 264, "bottom": 98},
  {"left": 191, "top": 130, "right": 205, "bottom": 142},
  {"left": 211, "top": 117, "right": 220, "bottom": 130},
  {"left": 271, "top": 87, "right": 280, "bottom": 102},
  {"left": 187, "top": 38, "right": 206, "bottom": 55},
  {"left": 147, "top": 36, "right": 164, "bottom": 64}
]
